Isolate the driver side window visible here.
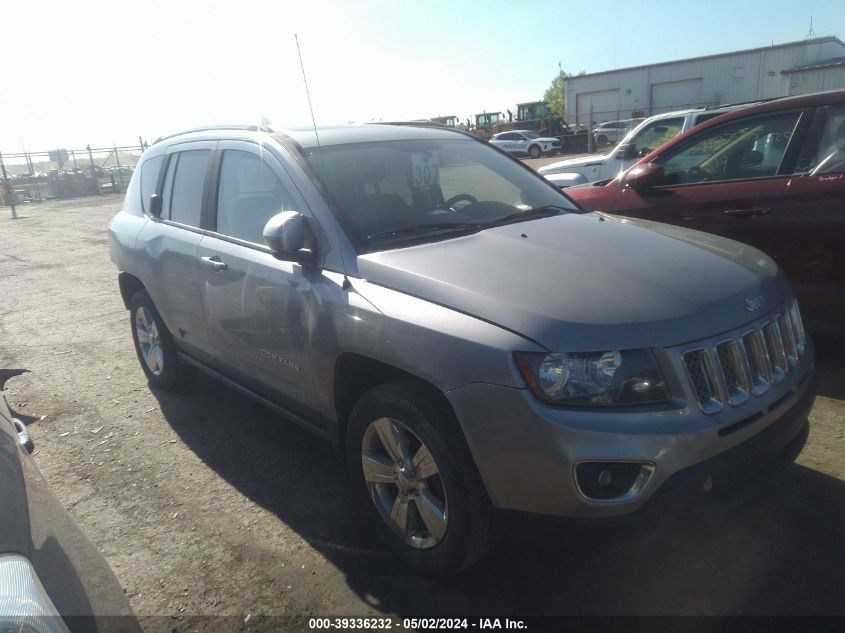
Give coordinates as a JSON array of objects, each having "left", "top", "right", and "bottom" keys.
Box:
[
  {"left": 655, "top": 112, "right": 801, "bottom": 186},
  {"left": 215, "top": 150, "right": 296, "bottom": 244}
]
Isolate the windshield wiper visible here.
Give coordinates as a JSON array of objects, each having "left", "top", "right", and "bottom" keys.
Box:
[
  {"left": 491, "top": 205, "right": 568, "bottom": 226},
  {"left": 366, "top": 222, "right": 488, "bottom": 244}
]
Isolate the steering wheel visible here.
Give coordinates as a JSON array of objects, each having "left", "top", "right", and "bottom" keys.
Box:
[
  {"left": 687, "top": 166, "right": 705, "bottom": 182},
  {"left": 443, "top": 193, "right": 478, "bottom": 211}
]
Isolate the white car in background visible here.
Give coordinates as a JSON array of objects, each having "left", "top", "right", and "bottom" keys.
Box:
[{"left": 489, "top": 130, "right": 561, "bottom": 158}]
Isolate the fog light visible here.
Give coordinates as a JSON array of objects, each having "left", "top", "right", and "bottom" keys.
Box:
[{"left": 575, "top": 461, "right": 655, "bottom": 502}]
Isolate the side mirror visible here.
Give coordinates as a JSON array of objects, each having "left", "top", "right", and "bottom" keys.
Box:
[
  {"left": 263, "top": 211, "right": 317, "bottom": 264},
  {"left": 149, "top": 193, "right": 162, "bottom": 218},
  {"left": 623, "top": 163, "right": 664, "bottom": 191},
  {"left": 616, "top": 143, "right": 637, "bottom": 160}
]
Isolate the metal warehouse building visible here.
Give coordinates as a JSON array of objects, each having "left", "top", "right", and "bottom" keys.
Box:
[{"left": 565, "top": 36, "right": 845, "bottom": 124}]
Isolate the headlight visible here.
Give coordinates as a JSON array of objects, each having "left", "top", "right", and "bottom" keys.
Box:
[
  {"left": 515, "top": 349, "right": 669, "bottom": 406},
  {"left": 0, "top": 554, "right": 70, "bottom": 633}
]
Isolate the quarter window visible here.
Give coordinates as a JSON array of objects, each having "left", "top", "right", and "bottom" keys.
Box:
[
  {"left": 169, "top": 150, "right": 210, "bottom": 227},
  {"left": 795, "top": 105, "right": 845, "bottom": 174},
  {"left": 140, "top": 155, "right": 163, "bottom": 215},
  {"left": 215, "top": 150, "right": 296, "bottom": 244},
  {"left": 655, "top": 112, "right": 800, "bottom": 186}
]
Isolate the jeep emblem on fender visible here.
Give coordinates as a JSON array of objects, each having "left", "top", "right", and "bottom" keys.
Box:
[{"left": 745, "top": 296, "right": 765, "bottom": 312}]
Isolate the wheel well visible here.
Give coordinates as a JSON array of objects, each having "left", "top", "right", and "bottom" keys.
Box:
[
  {"left": 333, "top": 354, "right": 455, "bottom": 449},
  {"left": 118, "top": 272, "right": 145, "bottom": 309}
]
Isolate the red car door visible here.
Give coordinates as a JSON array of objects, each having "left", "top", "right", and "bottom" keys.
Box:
[
  {"left": 608, "top": 110, "right": 807, "bottom": 271},
  {"left": 777, "top": 104, "right": 845, "bottom": 323}
]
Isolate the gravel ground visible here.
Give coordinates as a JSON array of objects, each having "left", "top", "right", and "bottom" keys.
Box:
[{"left": 0, "top": 196, "right": 843, "bottom": 628}]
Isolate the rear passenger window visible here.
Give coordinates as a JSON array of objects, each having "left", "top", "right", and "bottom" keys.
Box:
[
  {"left": 140, "top": 155, "right": 163, "bottom": 214},
  {"left": 169, "top": 150, "right": 210, "bottom": 227},
  {"left": 215, "top": 151, "right": 295, "bottom": 244}
]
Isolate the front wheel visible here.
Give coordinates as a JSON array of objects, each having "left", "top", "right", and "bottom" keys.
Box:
[
  {"left": 347, "top": 381, "right": 500, "bottom": 574},
  {"left": 528, "top": 144, "right": 542, "bottom": 159}
]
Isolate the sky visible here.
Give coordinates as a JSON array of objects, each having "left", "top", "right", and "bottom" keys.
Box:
[{"left": 1, "top": 0, "right": 843, "bottom": 154}]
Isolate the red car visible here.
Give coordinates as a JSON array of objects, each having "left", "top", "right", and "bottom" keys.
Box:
[{"left": 566, "top": 89, "right": 845, "bottom": 328}]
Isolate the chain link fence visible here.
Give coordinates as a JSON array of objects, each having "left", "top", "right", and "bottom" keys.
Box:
[{"left": 1, "top": 138, "right": 149, "bottom": 216}]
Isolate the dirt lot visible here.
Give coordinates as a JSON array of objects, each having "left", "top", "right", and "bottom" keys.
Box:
[{"left": 1, "top": 196, "right": 843, "bottom": 627}]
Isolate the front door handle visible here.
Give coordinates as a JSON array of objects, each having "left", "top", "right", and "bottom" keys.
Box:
[
  {"left": 201, "top": 255, "right": 228, "bottom": 271},
  {"left": 723, "top": 207, "right": 773, "bottom": 218}
]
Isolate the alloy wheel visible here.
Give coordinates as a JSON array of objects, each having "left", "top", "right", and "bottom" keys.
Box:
[
  {"left": 135, "top": 306, "right": 164, "bottom": 376},
  {"left": 361, "top": 417, "right": 448, "bottom": 549}
]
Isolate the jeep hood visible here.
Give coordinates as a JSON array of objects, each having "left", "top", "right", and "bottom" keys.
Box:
[{"left": 355, "top": 213, "right": 789, "bottom": 351}]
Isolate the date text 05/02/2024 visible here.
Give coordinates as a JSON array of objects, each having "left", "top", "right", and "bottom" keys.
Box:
[{"left": 308, "top": 618, "right": 527, "bottom": 630}]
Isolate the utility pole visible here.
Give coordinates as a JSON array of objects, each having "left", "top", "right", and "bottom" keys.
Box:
[
  {"left": 558, "top": 61, "right": 565, "bottom": 119},
  {"left": 0, "top": 152, "right": 17, "bottom": 219}
]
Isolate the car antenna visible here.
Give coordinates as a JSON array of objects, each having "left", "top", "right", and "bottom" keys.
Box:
[
  {"left": 295, "top": 34, "right": 322, "bottom": 149},
  {"left": 295, "top": 34, "right": 352, "bottom": 290}
]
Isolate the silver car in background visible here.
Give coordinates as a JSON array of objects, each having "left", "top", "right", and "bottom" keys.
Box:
[
  {"left": 592, "top": 119, "right": 637, "bottom": 146},
  {"left": 109, "top": 123, "right": 816, "bottom": 574}
]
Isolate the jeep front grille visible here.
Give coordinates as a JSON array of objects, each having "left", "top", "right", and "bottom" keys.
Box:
[{"left": 681, "top": 300, "right": 806, "bottom": 414}]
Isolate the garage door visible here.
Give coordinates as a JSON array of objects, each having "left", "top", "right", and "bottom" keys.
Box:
[
  {"left": 576, "top": 89, "right": 620, "bottom": 125},
  {"left": 788, "top": 68, "right": 845, "bottom": 95},
  {"left": 651, "top": 78, "right": 703, "bottom": 114}
]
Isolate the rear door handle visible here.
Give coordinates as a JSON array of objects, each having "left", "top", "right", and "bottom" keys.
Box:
[
  {"left": 201, "top": 255, "right": 228, "bottom": 271},
  {"left": 723, "top": 207, "right": 773, "bottom": 218}
]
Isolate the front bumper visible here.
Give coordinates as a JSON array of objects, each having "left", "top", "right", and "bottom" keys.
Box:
[{"left": 446, "top": 355, "right": 816, "bottom": 518}]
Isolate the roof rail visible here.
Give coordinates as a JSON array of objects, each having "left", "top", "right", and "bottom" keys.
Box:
[
  {"left": 153, "top": 124, "right": 274, "bottom": 144},
  {"left": 709, "top": 96, "right": 783, "bottom": 109}
]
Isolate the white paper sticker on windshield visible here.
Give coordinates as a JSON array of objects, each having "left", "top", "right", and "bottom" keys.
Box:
[{"left": 411, "top": 151, "right": 440, "bottom": 187}]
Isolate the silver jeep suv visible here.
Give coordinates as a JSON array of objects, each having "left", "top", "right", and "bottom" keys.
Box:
[{"left": 109, "top": 124, "right": 816, "bottom": 574}]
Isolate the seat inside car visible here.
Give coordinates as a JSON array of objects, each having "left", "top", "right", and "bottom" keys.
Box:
[{"left": 812, "top": 119, "right": 845, "bottom": 174}]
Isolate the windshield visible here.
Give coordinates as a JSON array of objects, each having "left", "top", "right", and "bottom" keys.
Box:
[{"left": 304, "top": 138, "right": 578, "bottom": 252}]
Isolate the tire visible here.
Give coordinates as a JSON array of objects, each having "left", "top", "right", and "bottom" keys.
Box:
[
  {"left": 528, "top": 144, "right": 542, "bottom": 159},
  {"left": 129, "top": 290, "right": 195, "bottom": 389},
  {"left": 347, "top": 380, "right": 501, "bottom": 574},
  {"left": 597, "top": 134, "right": 608, "bottom": 146}
]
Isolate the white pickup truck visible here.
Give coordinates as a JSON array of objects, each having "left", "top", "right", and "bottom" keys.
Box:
[{"left": 539, "top": 106, "right": 745, "bottom": 188}]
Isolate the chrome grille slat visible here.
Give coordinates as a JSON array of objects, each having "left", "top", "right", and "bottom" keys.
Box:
[
  {"left": 762, "top": 320, "right": 786, "bottom": 382},
  {"left": 778, "top": 312, "right": 798, "bottom": 367},
  {"left": 682, "top": 348, "right": 723, "bottom": 414},
  {"left": 789, "top": 301, "right": 806, "bottom": 355},
  {"left": 742, "top": 330, "right": 771, "bottom": 396},
  {"left": 715, "top": 340, "right": 750, "bottom": 406},
  {"left": 681, "top": 300, "right": 805, "bottom": 414}
]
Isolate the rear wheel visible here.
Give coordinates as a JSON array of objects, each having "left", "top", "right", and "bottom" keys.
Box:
[
  {"left": 528, "top": 144, "right": 542, "bottom": 159},
  {"left": 129, "top": 290, "right": 195, "bottom": 389},
  {"left": 347, "top": 380, "right": 500, "bottom": 574}
]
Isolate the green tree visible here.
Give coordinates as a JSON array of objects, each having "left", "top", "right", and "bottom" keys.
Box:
[
  {"left": 542, "top": 70, "right": 585, "bottom": 118},
  {"left": 543, "top": 73, "right": 567, "bottom": 117}
]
